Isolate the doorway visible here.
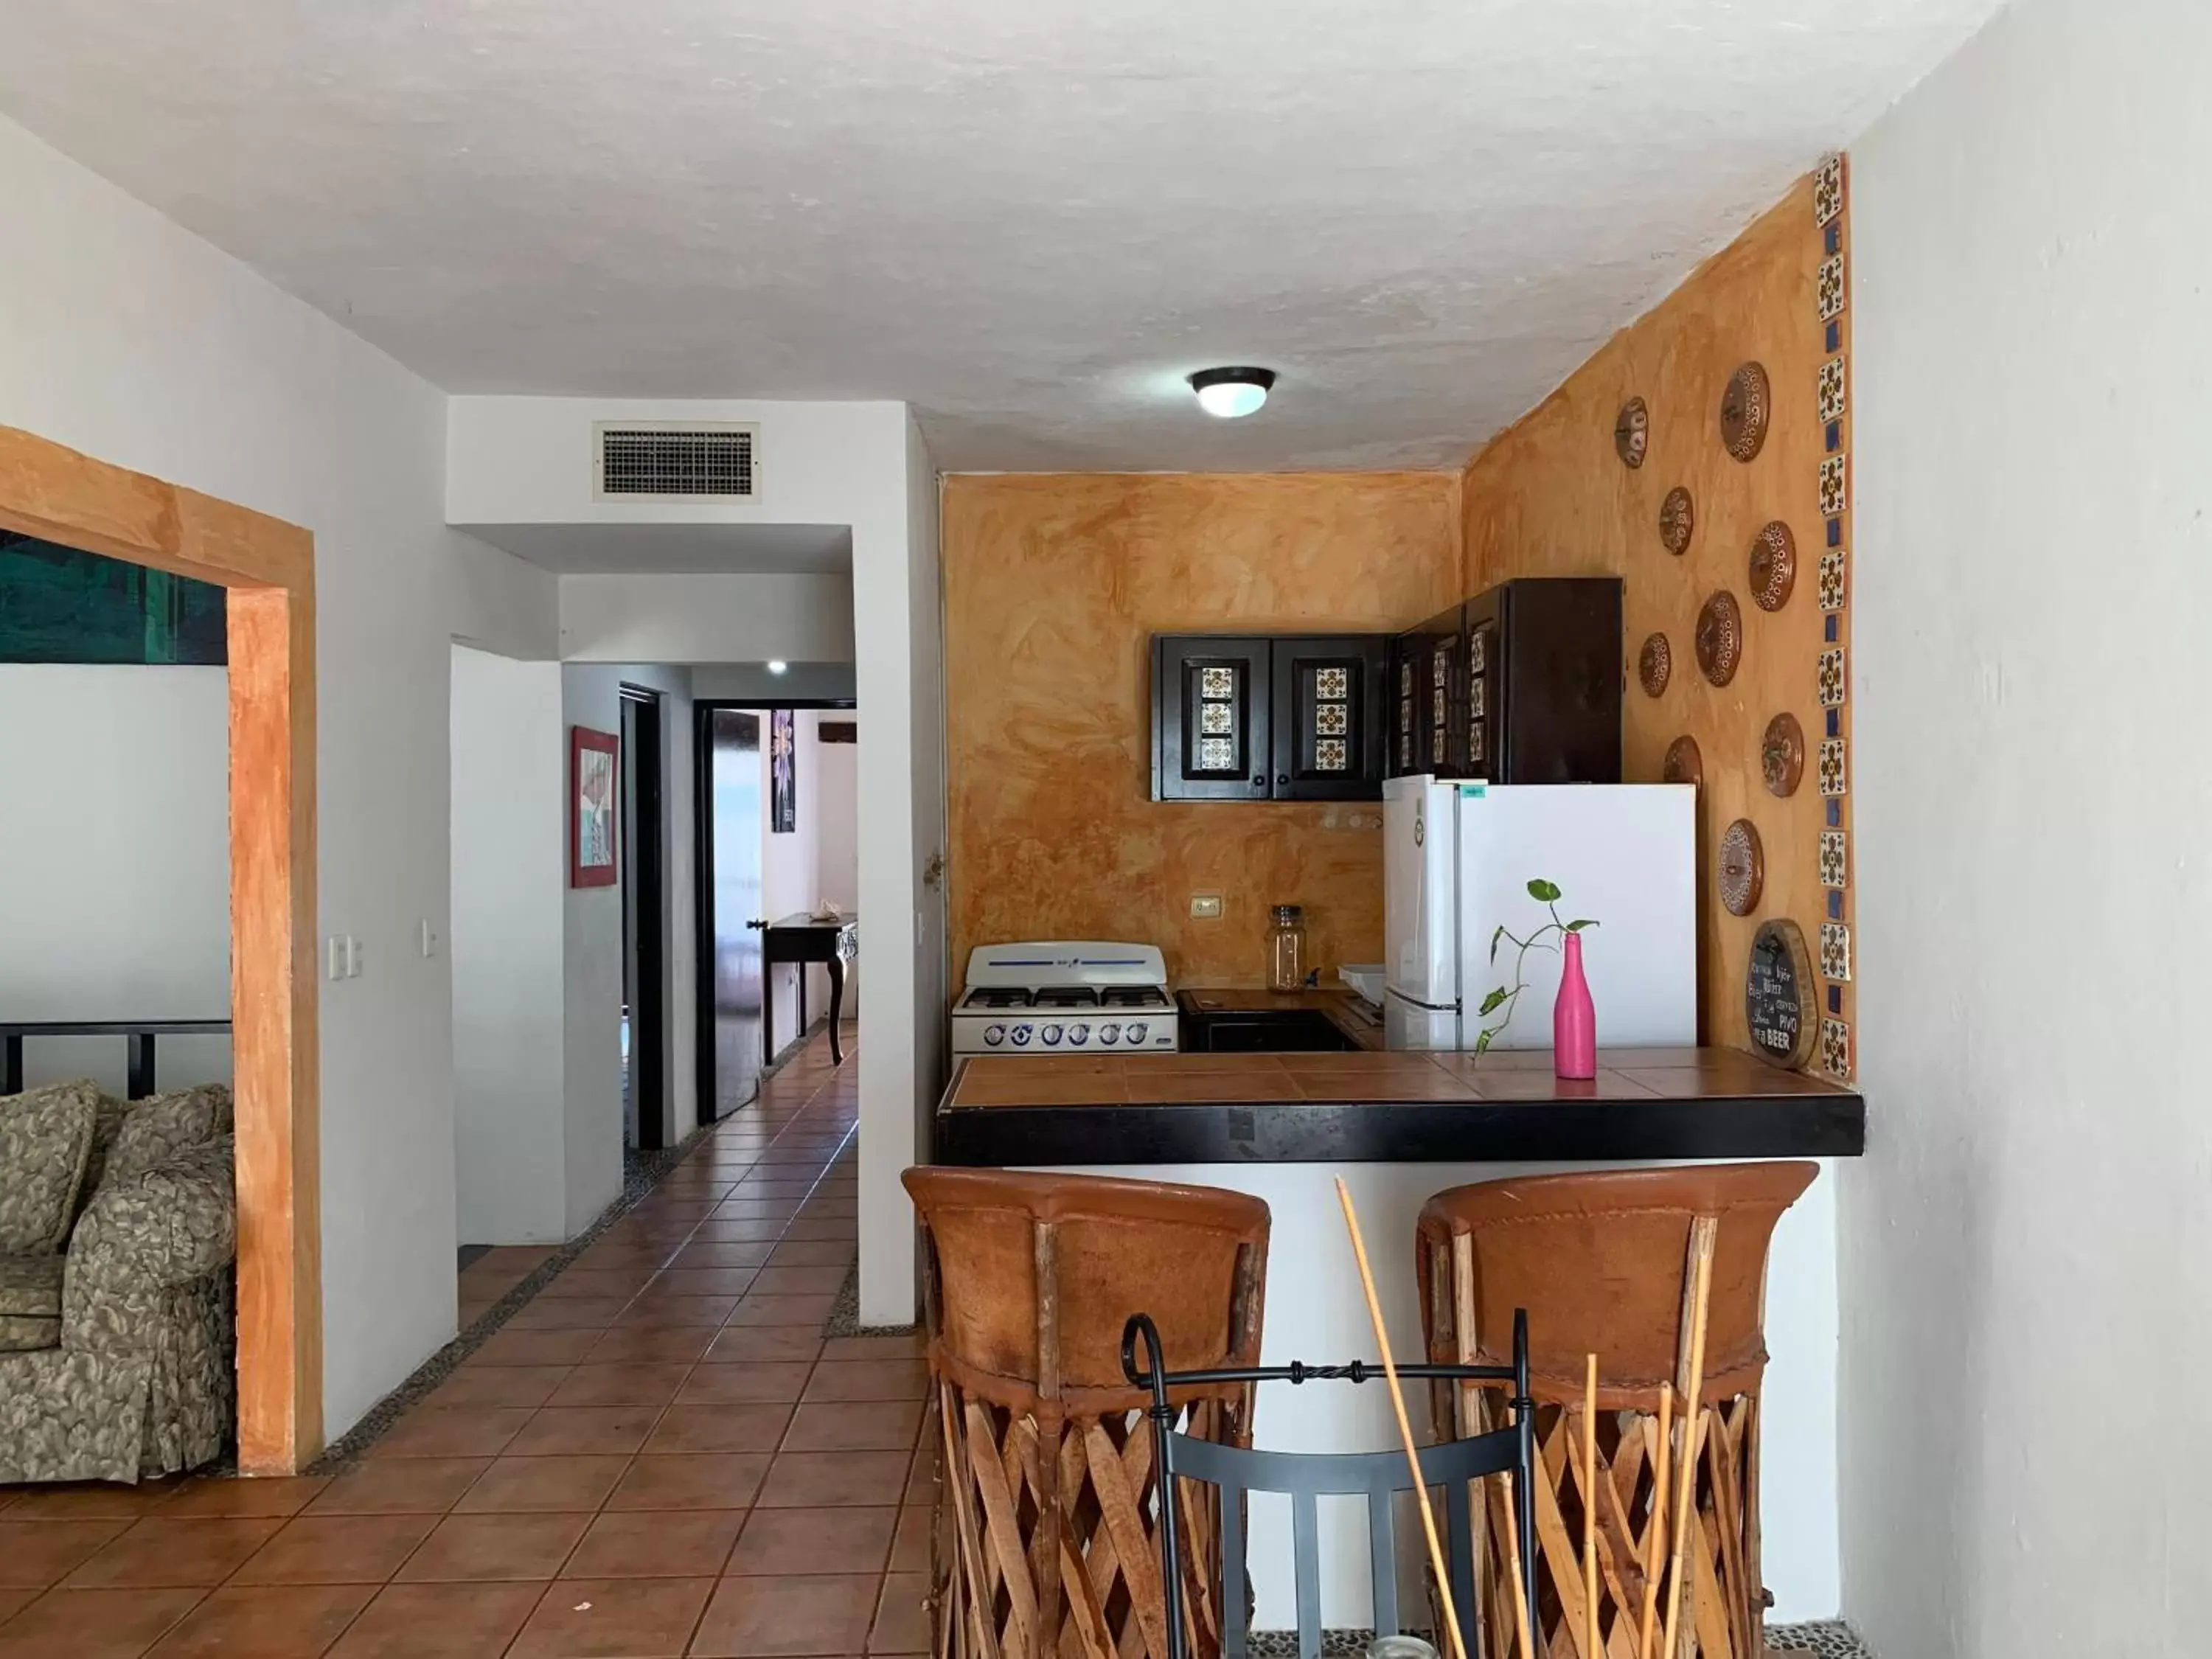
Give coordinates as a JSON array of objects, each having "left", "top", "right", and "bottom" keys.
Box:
[
  {"left": 698, "top": 707, "right": 766, "bottom": 1119},
  {"left": 619, "top": 685, "right": 667, "bottom": 1150},
  {"left": 0, "top": 422, "right": 319, "bottom": 1473}
]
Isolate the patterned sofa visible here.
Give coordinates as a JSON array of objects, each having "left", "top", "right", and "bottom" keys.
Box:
[{"left": 0, "top": 1079, "right": 237, "bottom": 1484}]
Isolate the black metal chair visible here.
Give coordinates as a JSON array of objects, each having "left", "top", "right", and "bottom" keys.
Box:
[{"left": 1121, "top": 1310, "right": 1540, "bottom": 1659}]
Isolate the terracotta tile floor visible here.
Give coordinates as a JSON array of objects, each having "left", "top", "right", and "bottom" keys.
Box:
[{"left": 0, "top": 1026, "right": 940, "bottom": 1659}]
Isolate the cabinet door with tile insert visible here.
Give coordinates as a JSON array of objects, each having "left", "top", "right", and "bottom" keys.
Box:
[
  {"left": 1391, "top": 602, "right": 1470, "bottom": 779},
  {"left": 1152, "top": 636, "right": 1273, "bottom": 801},
  {"left": 1269, "top": 635, "right": 1388, "bottom": 800}
]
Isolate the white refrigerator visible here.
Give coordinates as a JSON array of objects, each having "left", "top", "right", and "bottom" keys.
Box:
[{"left": 1382, "top": 778, "right": 1698, "bottom": 1051}]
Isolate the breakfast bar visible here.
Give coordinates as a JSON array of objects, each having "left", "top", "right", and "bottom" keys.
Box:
[
  {"left": 934, "top": 1045, "right": 1865, "bottom": 1166},
  {"left": 930, "top": 1046, "right": 1865, "bottom": 1632}
]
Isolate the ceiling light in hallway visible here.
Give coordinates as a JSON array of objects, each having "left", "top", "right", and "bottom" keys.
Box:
[
  {"left": 768, "top": 660, "right": 789, "bottom": 675},
  {"left": 1189, "top": 367, "right": 1276, "bottom": 419}
]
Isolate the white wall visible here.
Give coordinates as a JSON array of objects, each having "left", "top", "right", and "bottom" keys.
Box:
[
  {"left": 448, "top": 397, "right": 940, "bottom": 1326},
  {"left": 1844, "top": 3, "right": 2212, "bottom": 1652},
  {"left": 691, "top": 663, "right": 857, "bottom": 702},
  {"left": 449, "top": 645, "right": 568, "bottom": 1244},
  {"left": 0, "top": 664, "right": 232, "bottom": 1095},
  {"left": 559, "top": 572, "right": 853, "bottom": 664},
  {"left": 0, "top": 114, "right": 558, "bottom": 1437},
  {"left": 562, "top": 661, "right": 698, "bottom": 1226},
  {"left": 900, "top": 421, "right": 949, "bottom": 1317}
]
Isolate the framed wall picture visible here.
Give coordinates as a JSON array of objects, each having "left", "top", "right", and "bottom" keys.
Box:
[
  {"left": 771, "top": 707, "right": 797, "bottom": 834},
  {"left": 571, "top": 726, "right": 619, "bottom": 887}
]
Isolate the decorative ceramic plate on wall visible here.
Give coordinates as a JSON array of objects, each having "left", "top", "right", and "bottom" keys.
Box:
[
  {"left": 1761, "top": 712, "right": 1805, "bottom": 797},
  {"left": 1750, "top": 521, "right": 1797, "bottom": 611},
  {"left": 1720, "top": 362, "right": 1771, "bottom": 462},
  {"left": 1639, "top": 633, "right": 1672, "bottom": 698},
  {"left": 1663, "top": 735, "right": 1703, "bottom": 787},
  {"left": 1746, "top": 919, "right": 1819, "bottom": 1069},
  {"left": 1660, "top": 487, "right": 1695, "bottom": 554},
  {"left": 1614, "top": 397, "right": 1649, "bottom": 469},
  {"left": 1719, "top": 818, "right": 1765, "bottom": 917},
  {"left": 1695, "top": 591, "right": 1744, "bottom": 686}
]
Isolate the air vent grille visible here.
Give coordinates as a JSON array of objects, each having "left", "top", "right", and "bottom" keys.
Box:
[{"left": 594, "top": 422, "right": 757, "bottom": 498}]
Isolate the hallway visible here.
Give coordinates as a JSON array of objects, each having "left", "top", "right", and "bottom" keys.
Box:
[{"left": 0, "top": 1025, "right": 932, "bottom": 1658}]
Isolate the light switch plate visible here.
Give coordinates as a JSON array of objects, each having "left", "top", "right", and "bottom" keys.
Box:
[
  {"left": 1190, "top": 893, "right": 1224, "bottom": 919},
  {"left": 327, "top": 937, "right": 346, "bottom": 982}
]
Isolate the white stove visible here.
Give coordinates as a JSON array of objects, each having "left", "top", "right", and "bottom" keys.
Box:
[{"left": 951, "top": 941, "right": 1178, "bottom": 1057}]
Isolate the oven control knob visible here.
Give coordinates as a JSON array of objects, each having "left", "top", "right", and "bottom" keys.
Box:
[
  {"left": 1127, "top": 1022, "right": 1149, "bottom": 1044},
  {"left": 1011, "top": 1023, "right": 1033, "bottom": 1047},
  {"left": 983, "top": 1024, "right": 1006, "bottom": 1047},
  {"left": 1067, "top": 1023, "right": 1090, "bottom": 1046},
  {"left": 1040, "top": 1023, "right": 1063, "bottom": 1046},
  {"left": 1097, "top": 1023, "right": 1121, "bottom": 1044}
]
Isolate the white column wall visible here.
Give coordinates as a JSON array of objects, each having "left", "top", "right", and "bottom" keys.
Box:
[
  {"left": 449, "top": 644, "right": 568, "bottom": 1243},
  {"left": 1844, "top": 1, "right": 2212, "bottom": 1652}
]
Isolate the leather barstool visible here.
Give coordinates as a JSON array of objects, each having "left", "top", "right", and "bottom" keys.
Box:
[
  {"left": 1416, "top": 1164, "right": 1815, "bottom": 1659},
  {"left": 903, "top": 1166, "right": 1270, "bottom": 1659}
]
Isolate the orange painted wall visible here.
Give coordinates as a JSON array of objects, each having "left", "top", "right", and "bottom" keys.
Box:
[
  {"left": 942, "top": 473, "right": 1461, "bottom": 987},
  {"left": 1459, "top": 179, "right": 1842, "bottom": 1051}
]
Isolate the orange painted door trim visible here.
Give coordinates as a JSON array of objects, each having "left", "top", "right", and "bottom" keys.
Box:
[{"left": 0, "top": 423, "right": 322, "bottom": 1472}]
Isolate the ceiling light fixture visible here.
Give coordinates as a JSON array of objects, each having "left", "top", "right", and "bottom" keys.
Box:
[
  {"left": 1189, "top": 366, "right": 1276, "bottom": 419},
  {"left": 767, "top": 660, "right": 789, "bottom": 675}
]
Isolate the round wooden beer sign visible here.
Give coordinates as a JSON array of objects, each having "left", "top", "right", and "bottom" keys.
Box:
[{"left": 1745, "top": 919, "right": 1818, "bottom": 1069}]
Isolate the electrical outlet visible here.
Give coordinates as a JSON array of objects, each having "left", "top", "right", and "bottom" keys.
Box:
[
  {"left": 346, "top": 936, "right": 365, "bottom": 978},
  {"left": 1190, "top": 893, "right": 1224, "bottom": 919},
  {"left": 419, "top": 919, "right": 440, "bottom": 959}
]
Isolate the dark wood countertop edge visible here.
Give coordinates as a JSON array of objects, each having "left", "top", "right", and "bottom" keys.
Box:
[{"left": 930, "top": 1092, "right": 1865, "bottom": 1167}]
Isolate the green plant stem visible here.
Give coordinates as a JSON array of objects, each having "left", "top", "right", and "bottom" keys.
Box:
[{"left": 1479, "top": 922, "right": 1562, "bottom": 1051}]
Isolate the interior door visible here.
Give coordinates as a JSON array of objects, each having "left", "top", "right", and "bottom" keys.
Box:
[
  {"left": 619, "top": 686, "right": 666, "bottom": 1150},
  {"left": 706, "top": 708, "right": 766, "bottom": 1119}
]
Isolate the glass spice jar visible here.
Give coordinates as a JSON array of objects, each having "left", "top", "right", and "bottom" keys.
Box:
[{"left": 1267, "top": 904, "right": 1307, "bottom": 992}]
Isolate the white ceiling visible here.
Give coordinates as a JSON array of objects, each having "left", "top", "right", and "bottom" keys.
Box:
[
  {"left": 465, "top": 523, "right": 852, "bottom": 575},
  {"left": 0, "top": 1, "right": 2002, "bottom": 473}
]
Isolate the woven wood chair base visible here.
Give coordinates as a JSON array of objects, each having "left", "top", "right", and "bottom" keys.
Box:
[
  {"left": 1461, "top": 1388, "right": 1762, "bottom": 1659},
  {"left": 934, "top": 1380, "right": 1237, "bottom": 1659}
]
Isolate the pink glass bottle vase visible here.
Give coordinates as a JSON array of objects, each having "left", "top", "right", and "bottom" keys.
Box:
[{"left": 1553, "top": 930, "right": 1597, "bottom": 1080}]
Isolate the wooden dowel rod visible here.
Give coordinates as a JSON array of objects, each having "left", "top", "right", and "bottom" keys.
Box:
[
  {"left": 1637, "top": 1382, "right": 1674, "bottom": 1659},
  {"left": 1582, "top": 1354, "right": 1600, "bottom": 1659},
  {"left": 1660, "top": 1220, "right": 1717, "bottom": 1659},
  {"left": 1335, "top": 1179, "right": 1470, "bottom": 1659},
  {"left": 1498, "top": 1466, "right": 1537, "bottom": 1659}
]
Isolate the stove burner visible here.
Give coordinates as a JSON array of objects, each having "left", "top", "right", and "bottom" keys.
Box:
[
  {"left": 1032, "top": 986, "right": 1099, "bottom": 1009},
  {"left": 964, "top": 988, "right": 1032, "bottom": 1010},
  {"left": 1100, "top": 987, "right": 1169, "bottom": 1009}
]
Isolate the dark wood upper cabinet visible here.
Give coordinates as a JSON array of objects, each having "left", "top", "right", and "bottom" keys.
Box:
[
  {"left": 1152, "top": 636, "right": 1273, "bottom": 801},
  {"left": 1387, "top": 577, "right": 1623, "bottom": 784},
  {"left": 1392, "top": 604, "right": 1467, "bottom": 778},
  {"left": 1268, "top": 634, "right": 1388, "bottom": 800},
  {"left": 1152, "top": 634, "right": 1387, "bottom": 801}
]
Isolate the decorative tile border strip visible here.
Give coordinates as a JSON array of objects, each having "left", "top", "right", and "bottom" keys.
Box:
[{"left": 1813, "top": 153, "right": 1856, "bottom": 1084}]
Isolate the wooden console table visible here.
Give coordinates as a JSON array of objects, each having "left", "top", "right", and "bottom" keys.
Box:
[{"left": 757, "top": 914, "right": 858, "bottom": 1065}]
